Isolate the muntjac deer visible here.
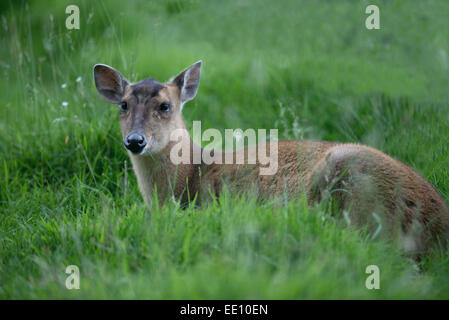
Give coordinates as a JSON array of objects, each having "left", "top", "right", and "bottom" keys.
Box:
[{"left": 94, "top": 61, "right": 449, "bottom": 259}]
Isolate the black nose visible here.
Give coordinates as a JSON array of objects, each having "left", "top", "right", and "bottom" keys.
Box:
[{"left": 124, "top": 133, "right": 147, "bottom": 154}]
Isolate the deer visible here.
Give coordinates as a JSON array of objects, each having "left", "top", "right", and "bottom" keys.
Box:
[{"left": 93, "top": 61, "right": 449, "bottom": 260}]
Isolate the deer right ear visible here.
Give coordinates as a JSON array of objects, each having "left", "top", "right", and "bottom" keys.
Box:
[
  {"left": 171, "top": 61, "right": 202, "bottom": 106},
  {"left": 93, "top": 64, "right": 129, "bottom": 104}
]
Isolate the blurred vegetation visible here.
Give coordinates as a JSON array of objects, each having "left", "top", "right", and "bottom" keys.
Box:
[{"left": 1, "top": 0, "right": 449, "bottom": 299}]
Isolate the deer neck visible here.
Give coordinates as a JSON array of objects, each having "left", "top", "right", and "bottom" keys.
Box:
[{"left": 128, "top": 127, "right": 201, "bottom": 208}]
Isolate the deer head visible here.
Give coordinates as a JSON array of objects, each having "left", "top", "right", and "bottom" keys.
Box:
[{"left": 93, "top": 61, "right": 202, "bottom": 155}]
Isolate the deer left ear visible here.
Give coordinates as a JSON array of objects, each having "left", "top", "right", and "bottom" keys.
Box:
[
  {"left": 171, "top": 61, "right": 202, "bottom": 105},
  {"left": 93, "top": 64, "right": 129, "bottom": 104}
]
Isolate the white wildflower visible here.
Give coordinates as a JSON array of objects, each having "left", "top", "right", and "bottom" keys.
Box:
[{"left": 52, "top": 117, "right": 67, "bottom": 123}]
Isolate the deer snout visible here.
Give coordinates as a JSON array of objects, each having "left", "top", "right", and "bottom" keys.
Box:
[{"left": 124, "top": 133, "right": 147, "bottom": 154}]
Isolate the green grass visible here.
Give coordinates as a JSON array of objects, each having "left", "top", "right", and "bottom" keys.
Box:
[{"left": 1, "top": 0, "right": 449, "bottom": 299}]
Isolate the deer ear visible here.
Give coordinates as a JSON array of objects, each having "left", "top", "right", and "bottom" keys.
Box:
[
  {"left": 171, "top": 61, "right": 202, "bottom": 105},
  {"left": 93, "top": 64, "right": 129, "bottom": 104}
]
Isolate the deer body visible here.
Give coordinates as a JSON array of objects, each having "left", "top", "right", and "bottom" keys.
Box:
[{"left": 94, "top": 61, "right": 449, "bottom": 258}]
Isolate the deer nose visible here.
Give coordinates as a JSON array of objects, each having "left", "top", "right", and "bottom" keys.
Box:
[{"left": 124, "top": 133, "right": 147, "bottom": 154}]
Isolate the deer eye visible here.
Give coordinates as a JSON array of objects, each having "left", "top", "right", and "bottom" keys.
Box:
[
  {"left": 119, "top": 101, "right": 128, "bottom": 112},
  {"left": 158, "top": 102, "right": 170, "bottom": 113}
]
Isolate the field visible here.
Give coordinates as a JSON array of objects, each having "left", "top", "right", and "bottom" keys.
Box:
[{"left": 1, "top": 0, "right": 449, "bottom": 299}]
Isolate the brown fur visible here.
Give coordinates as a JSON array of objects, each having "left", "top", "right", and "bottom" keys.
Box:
[{"left": 94, "top": 62, "right": 449, "bottom": 259}]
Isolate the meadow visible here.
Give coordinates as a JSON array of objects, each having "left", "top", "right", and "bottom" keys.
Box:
[{"left": 1, "top": 0, "right": 449, "bottom": 299}]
